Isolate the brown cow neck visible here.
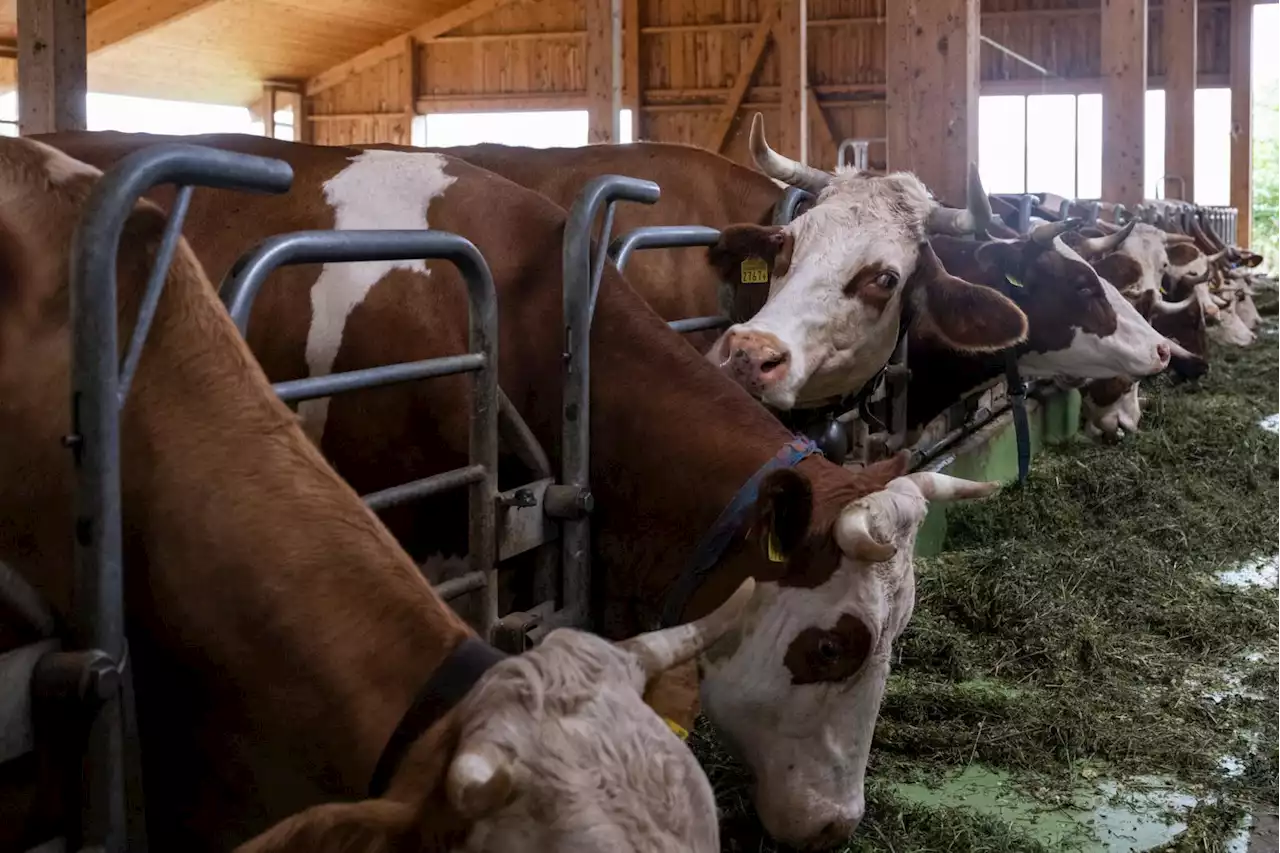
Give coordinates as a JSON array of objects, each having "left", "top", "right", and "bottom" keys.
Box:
[
  {"left": 108, "top": 219, "right": 471, "bottom": 847},
  {"left": 586, "top": 265, "right": 901, "bottom": 631}
]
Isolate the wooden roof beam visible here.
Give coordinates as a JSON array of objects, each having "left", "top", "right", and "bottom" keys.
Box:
[
  {"left": 306, "top": 0, "right": 526, "bottom": 97},
  {"left": 0, "top": 0, "right": 226, "bottom": 87}
]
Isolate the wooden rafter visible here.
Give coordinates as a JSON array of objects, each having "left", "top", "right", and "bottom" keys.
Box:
[
  {"left": 306, "top": 0, "right": 525, "bottom": 97},
  {"left": 0, "top": 0, "right": 224, "bottom": 87},
  {"left": 706, "top": 0, "right": 778, "bottom": 154}
]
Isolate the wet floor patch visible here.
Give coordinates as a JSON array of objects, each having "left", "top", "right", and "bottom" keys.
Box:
[
  {"left": 1217, "top": 555, "right": 1280, "bottom": 589},
  {"left": 891, "top": 765, "right": 1252, "bottom": 853}
]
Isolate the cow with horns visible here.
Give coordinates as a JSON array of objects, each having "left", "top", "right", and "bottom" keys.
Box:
[
  {"left": 38, "top": 130, "right": 1004, "bottom": 850},
  {"left": 0, "top": 136, "right": 773, "bottom": 853}
]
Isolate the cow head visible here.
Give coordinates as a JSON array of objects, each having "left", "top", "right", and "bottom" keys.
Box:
[
  {"left": 1081, "top": 377, "right": 1142, "bottom": 441},
  {"left": 704, "top": 114, "right": 1027, "bottom": 410},
  {"left": 699, "top": 470, "right": 999, "bottom": 849},
  {"left": 943, "top": 225, "right": 1170, "bottom": 380}
]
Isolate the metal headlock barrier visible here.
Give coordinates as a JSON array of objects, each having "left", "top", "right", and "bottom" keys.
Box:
[
  {"left": 0, "top": 144, "right": 294, "bottom": 853},
  {"left": 218, "top": 230, "right": 502, "bottom": 632}
]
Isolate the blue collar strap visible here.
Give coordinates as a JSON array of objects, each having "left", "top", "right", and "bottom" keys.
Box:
[{"left": 659, "top": 437, "right": 822, "bottom": 627}]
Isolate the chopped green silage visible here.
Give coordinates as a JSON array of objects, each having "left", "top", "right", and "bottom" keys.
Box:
[{"left": 699, "top": 306, "right": 1279, "bottom": 852}]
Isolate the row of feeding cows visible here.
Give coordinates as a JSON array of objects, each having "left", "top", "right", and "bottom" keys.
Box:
[{"left": 0, "top": 114, "right": 1266, "bottom": 853}]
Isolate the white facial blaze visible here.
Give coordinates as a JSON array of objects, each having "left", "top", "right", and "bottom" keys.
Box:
[
  {"left": 1018, "top": 238, "right": 1168, "bottom": 380},
  {"left": 1114, "top": 223, "right": 1173, "bottom": 296},
  {"left": 698, "top": 478, "right": 931, "bottom": 848},
  {"left": 453, "top": 630, "right": 720, "bottom": 853},
  {"left": 300, "top": 151, "right": 456, "bottom": 441},
  {"left": 716, "top": 171, "right": 932, "bottom": 409},
  {"left": 1083, "top": 381, "right": 1142, "bottom": 439}
]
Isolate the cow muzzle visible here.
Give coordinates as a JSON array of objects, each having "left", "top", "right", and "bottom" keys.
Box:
[
  {"left": 755, "top": 785, "right": 864, "bottom": 850},
  {"left": 718, "top": 327, "right": 791, "bottom": 397}
]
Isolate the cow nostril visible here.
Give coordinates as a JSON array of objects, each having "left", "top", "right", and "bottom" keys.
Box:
[
  {"left": 811, "top": 820, "right": 853, "bottom": 849},
  {"left": 759, "top": 351, "right": 790, "bottom": 375}
]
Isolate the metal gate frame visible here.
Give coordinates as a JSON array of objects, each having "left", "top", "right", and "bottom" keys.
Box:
[
  {"left": 23, "top": 144, "right": 295, "bottom": 853},
  {"left": 218, "top": 230, "right": 501, "bottom": 633}
]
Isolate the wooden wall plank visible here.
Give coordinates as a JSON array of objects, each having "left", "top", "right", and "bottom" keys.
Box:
[
  {"left": 585, "top": 0, "right": 622, "bottom": 142},
  {"left": 704, "top": 1, "right": 776, "bottom": 153},
  {"left": 776, "top": 0, "right": 808, "bottom": 160},
  {"left": 1101, "top": 0, "right": 1148, "bottom": 206},
  {"left": 1228, "top": 0, "right": 1251, "bottom": 246},
  {"left": 17, "top": 0, "right": 86, "bottom": 134},
  {"left": 1164, "top": 0, "right": 1196, "bottom": 201},
  {"left": 886, "top": 0, "right": 978, "bottom": 204}
]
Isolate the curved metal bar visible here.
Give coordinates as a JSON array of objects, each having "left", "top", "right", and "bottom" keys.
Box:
[
  {"left": 67, "top": 142, "right": 293, "bottom": 853},
  {"left": 118, "top": 185, "right": 193, "bottom": 404},
  {"left": 608, "top": 225, "right": 721, "bottom": 272},
  {"left": 1017, "top": 194, "right": 1035, "bottom": 235},
  {"left": 773, "top": 187, "right": 812, "bottom": 226},
  {"left": 560, "top": 175, "right": 659, "bottom": 631},
  {"left": 219, "top": 228, "right": 501, "bottom": 636}
]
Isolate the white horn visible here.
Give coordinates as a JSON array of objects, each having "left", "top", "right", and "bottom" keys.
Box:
[
  {"left": 835, "top": 507, "right": 898, "bottom": 563},
  {"left": 749, "top": 113, "right": 831, "bottom": 194},
  {"left": 447, "top": 741, "right": 515, "bottom": 819},
  {"left": 1077, "top": 219, "right": 1136, "bottom": 257},
  {"left": 926, "top": 162, "right": 992, "bottom": 235},
  {"left": 1030, "top": 218, "right": 1077, "bottom": 245},
  {"left": 1150, "top": 294, "right": 1195, "bottom": 315},
  {"left": 906, "top": 472, "right": 1001, "bottom": 502},
  {"left": 622, "top": 577, "right": 756, "bottom": 678}
]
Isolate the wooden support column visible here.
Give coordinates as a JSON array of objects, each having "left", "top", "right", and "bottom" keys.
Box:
[
  {"left": 886, "top": 0, "right": 978, "bottom": 205},
  {"left": 1101, "top": 0, "right": 1147, "bottom": 206},
  {"left": 17, "top": 0, "right": 86, "bottom": 135},
  {"left": 401, "top": 35, "right": 419, "bottom": 116},
  {"left": 260, "top": 84, "right": 279, "bottom": 139},
  {"left": 1229, "top": 0, "right": 1252, "bottom": 247},
  {"left": 623, "top": 0, "right": 640, "bottom": 139},
  {"left": 776, "top": 0, "right": 807, "bottom": 161},
  {"left": 1163, "top": 0, "right": 1196, "bottom": 201},
  {"left": 585, "top": 0, "right": 622, "bottom": 144}
]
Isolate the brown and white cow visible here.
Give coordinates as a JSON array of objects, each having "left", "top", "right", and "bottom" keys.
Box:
[
  {"left": 422, "top": 116, "right": 1029, "bottom": 410},
  {"left": 37, "top": 130, "right": 998, "bottom": 849},
  {"left": 0, "top": 137, "right": 762, "bottom": 853},
  {"left": 906, "top": 223, "right": 1172, "bottom": 432}
]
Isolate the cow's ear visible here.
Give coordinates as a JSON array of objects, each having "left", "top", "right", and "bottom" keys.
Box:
[
  {"left": 911, "top": 242, "right": 1028, "bottom": 353},
  {"left": 707, "top": 224, "right": 795, "bottom": 286},
  {"left": 751, "top": 468, "right": 812, "bottom": 560},
  {"left": 642, "top": 659, "right": 700, "bottom": 737},
  {"left": 1090, "top": 253, "right": 1143, "bottom": 293},
  {"left": 973, "top": 238, "right": 1023, "bottom": 275},
  {"left": 234, "top": 800, "right": 417, "bottom": 853}
]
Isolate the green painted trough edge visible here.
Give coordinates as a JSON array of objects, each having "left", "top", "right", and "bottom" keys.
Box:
[{"left": 914, "top": 388, "right": 1081, "bottom": 558}]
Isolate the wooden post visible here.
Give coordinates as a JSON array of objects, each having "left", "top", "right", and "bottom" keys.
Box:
[
  {"left": 886, "top": 0, "right": 978, "bottom": 205},
  {"left": 1101, "top": 0, "right": 1147, "bottom": 207},
  {"left": 17, "top": 0, "right": 87, "bottom": 135},
  {"left": 260, "top": 84, "right": 278, "bottom": 139},
  {"left": 623, "top": 0, "right": 640, "bottom": 139},
  {"left": 1163, "top": 0, "right": 1196, "bottom": 201},
  {"left": 1229, "top": 0, "right": 1252, "bottom": 247},
  {"left": 585, "top": 0, "right": 622, "bottom": 144},
  {"left": 401, "top": 35, "right": 419, "bottom": 116},
  {"left": 776, "top": 0, "right": 807, "bottom": 161}
]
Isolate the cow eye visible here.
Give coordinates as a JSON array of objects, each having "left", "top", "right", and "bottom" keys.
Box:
[
  {"left": 817, "top": 637, "right": 841, "bottom": 662},
  {"left": 875, "top": 271, "right": 899, "bottom": 290}
]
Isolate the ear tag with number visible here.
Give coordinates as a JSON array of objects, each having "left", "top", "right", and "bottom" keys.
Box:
[{"left": 741, "top": 256, "right": 770, "bottom": 285}]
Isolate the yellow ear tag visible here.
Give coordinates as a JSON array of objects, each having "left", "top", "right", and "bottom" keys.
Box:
[
  {"left": 1005, "top": 272, "right": 1024, "bottom": 288},
  {"left": 767, "top": 531, "right": 785, "bottom": 562},
  {"left": 741, "top": 256, "right": 770, "bottom": 285},
  {"left": 665, "top": 718, "right": 690, "bottom": 741}
]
